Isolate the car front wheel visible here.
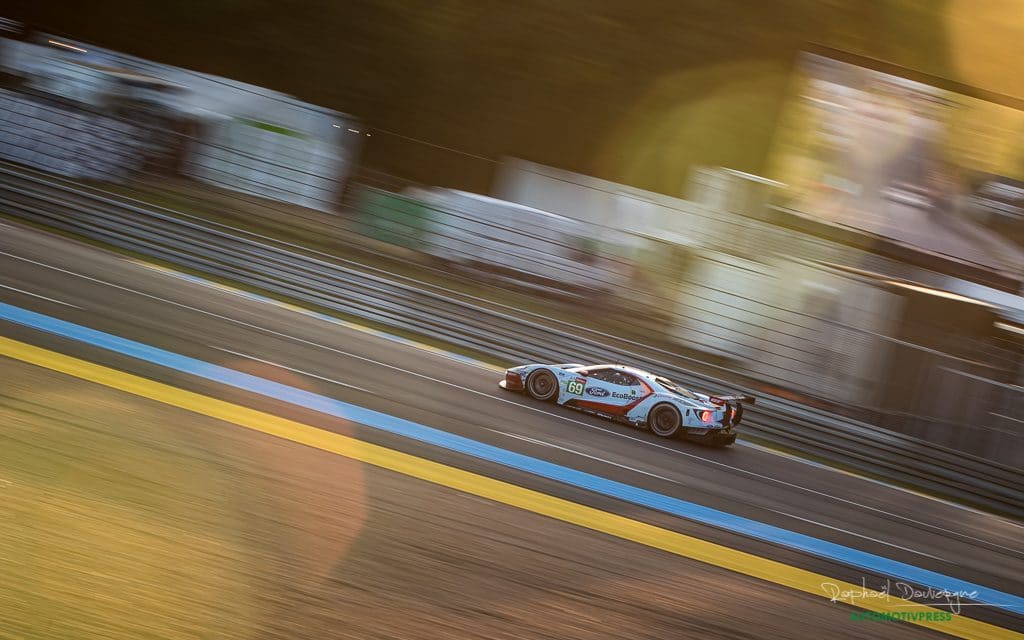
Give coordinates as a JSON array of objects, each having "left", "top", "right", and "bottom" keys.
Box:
[{"left": 526, "top": 370, "right": 558, "bottom": 402}]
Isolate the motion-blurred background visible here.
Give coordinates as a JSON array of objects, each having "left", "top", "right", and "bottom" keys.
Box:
[
  {"left": 2, "top": 4, "right": 1024, "bottom": 640},
  {"left": 0, "top": 2, "right": 1021, "bottom": 462}
]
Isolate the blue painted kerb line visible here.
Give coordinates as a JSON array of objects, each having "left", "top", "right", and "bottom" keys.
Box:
[{"left": 1, "top": 300, "right": 1021, "bottom": 613}]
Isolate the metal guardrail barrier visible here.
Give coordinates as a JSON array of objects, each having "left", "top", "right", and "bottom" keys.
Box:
[{"left": 1, "top": 163, "right": 1021, "bottom": 517}]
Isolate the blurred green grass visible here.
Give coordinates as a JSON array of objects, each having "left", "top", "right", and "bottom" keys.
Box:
[{"left": 0, "top": 371, "right": 263, "bottom": 639}]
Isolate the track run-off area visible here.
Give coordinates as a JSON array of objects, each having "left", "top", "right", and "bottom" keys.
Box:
[{"left": 2, "top": 222, "right": 1022, "bottom": 639}]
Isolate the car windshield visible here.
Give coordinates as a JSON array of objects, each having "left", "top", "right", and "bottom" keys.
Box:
[{"left": 655, "top": 376, "right": 698, "bottom": 399}]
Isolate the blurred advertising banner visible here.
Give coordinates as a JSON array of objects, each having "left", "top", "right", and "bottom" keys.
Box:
[{"left": 769, "top": 50, "right": 1024, "bottom": 272}]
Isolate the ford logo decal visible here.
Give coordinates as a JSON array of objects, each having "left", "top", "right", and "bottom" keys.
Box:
[{"left": 585, "top": 387, "right": 609, "bottom": 397}]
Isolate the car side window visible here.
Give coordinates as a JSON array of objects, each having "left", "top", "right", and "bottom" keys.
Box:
[
  {"left": 586, "top": 369, "right": 618, "bottom": 383},
  {"left": 588, "top": 370, "right": 636, "bottom": 386},
  {"left": 613, "top": 372, "right": 639, "bottom": 387}
]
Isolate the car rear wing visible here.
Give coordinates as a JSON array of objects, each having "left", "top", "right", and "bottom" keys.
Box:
[{"left": 710, "top": 394, "right": 756, "bottom": 405}]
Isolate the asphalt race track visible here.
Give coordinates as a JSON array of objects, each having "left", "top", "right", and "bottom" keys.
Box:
[{"left": 1, "top": 221, "right": 1022, "bottom": 639}]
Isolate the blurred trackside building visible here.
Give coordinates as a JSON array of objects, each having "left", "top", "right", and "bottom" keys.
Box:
[
  {"left": 492, "top": 158, "right": 1023, "bottom": 466},
  {"left": 0, "top": 25, "right": 361, "bottom": 211}
]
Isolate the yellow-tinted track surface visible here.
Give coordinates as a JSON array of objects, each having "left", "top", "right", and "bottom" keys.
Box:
[{"left": 1, "top": 334, "right": 1020, "bottom": 640}]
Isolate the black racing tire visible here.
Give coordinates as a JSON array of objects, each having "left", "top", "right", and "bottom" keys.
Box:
[
  {"left": 526, "top": 369, "right": 559, "bottom": 402},
  {"left": 648, "top": 404, "right": 682, "bottom": 438}
]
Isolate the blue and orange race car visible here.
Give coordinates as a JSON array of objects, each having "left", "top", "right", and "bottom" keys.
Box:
[{"left": 500, "top": 363, "right": 754, "bottom": 446}]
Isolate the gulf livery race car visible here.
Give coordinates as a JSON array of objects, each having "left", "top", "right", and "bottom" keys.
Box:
[{"left": 499, "top": 363, "right": 754, "bottom": 446}]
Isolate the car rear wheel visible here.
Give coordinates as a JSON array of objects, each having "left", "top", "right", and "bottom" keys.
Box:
[
  {"left": 526, "top": 370, "right": 558, "bottom": 402},
  {"left": 648, "top": 404, "right": 681, "bottom": 438}
]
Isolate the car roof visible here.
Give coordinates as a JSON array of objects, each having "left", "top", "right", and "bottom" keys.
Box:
[{"left": 587, "top": 364, "right": 656, "bottom": 379}]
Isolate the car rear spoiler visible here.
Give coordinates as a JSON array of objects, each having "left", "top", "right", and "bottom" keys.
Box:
[{"left": 710, "top": 395, "right": 756, "bottom": 405}]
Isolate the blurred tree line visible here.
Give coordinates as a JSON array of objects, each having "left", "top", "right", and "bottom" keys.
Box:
[{"left": 15, "top": 0, "right": 1016, "bottom": 194}]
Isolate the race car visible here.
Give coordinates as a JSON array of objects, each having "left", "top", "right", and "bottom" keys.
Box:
[{"left": 499, "top": 363, "right": 754, "bottom": 446}]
